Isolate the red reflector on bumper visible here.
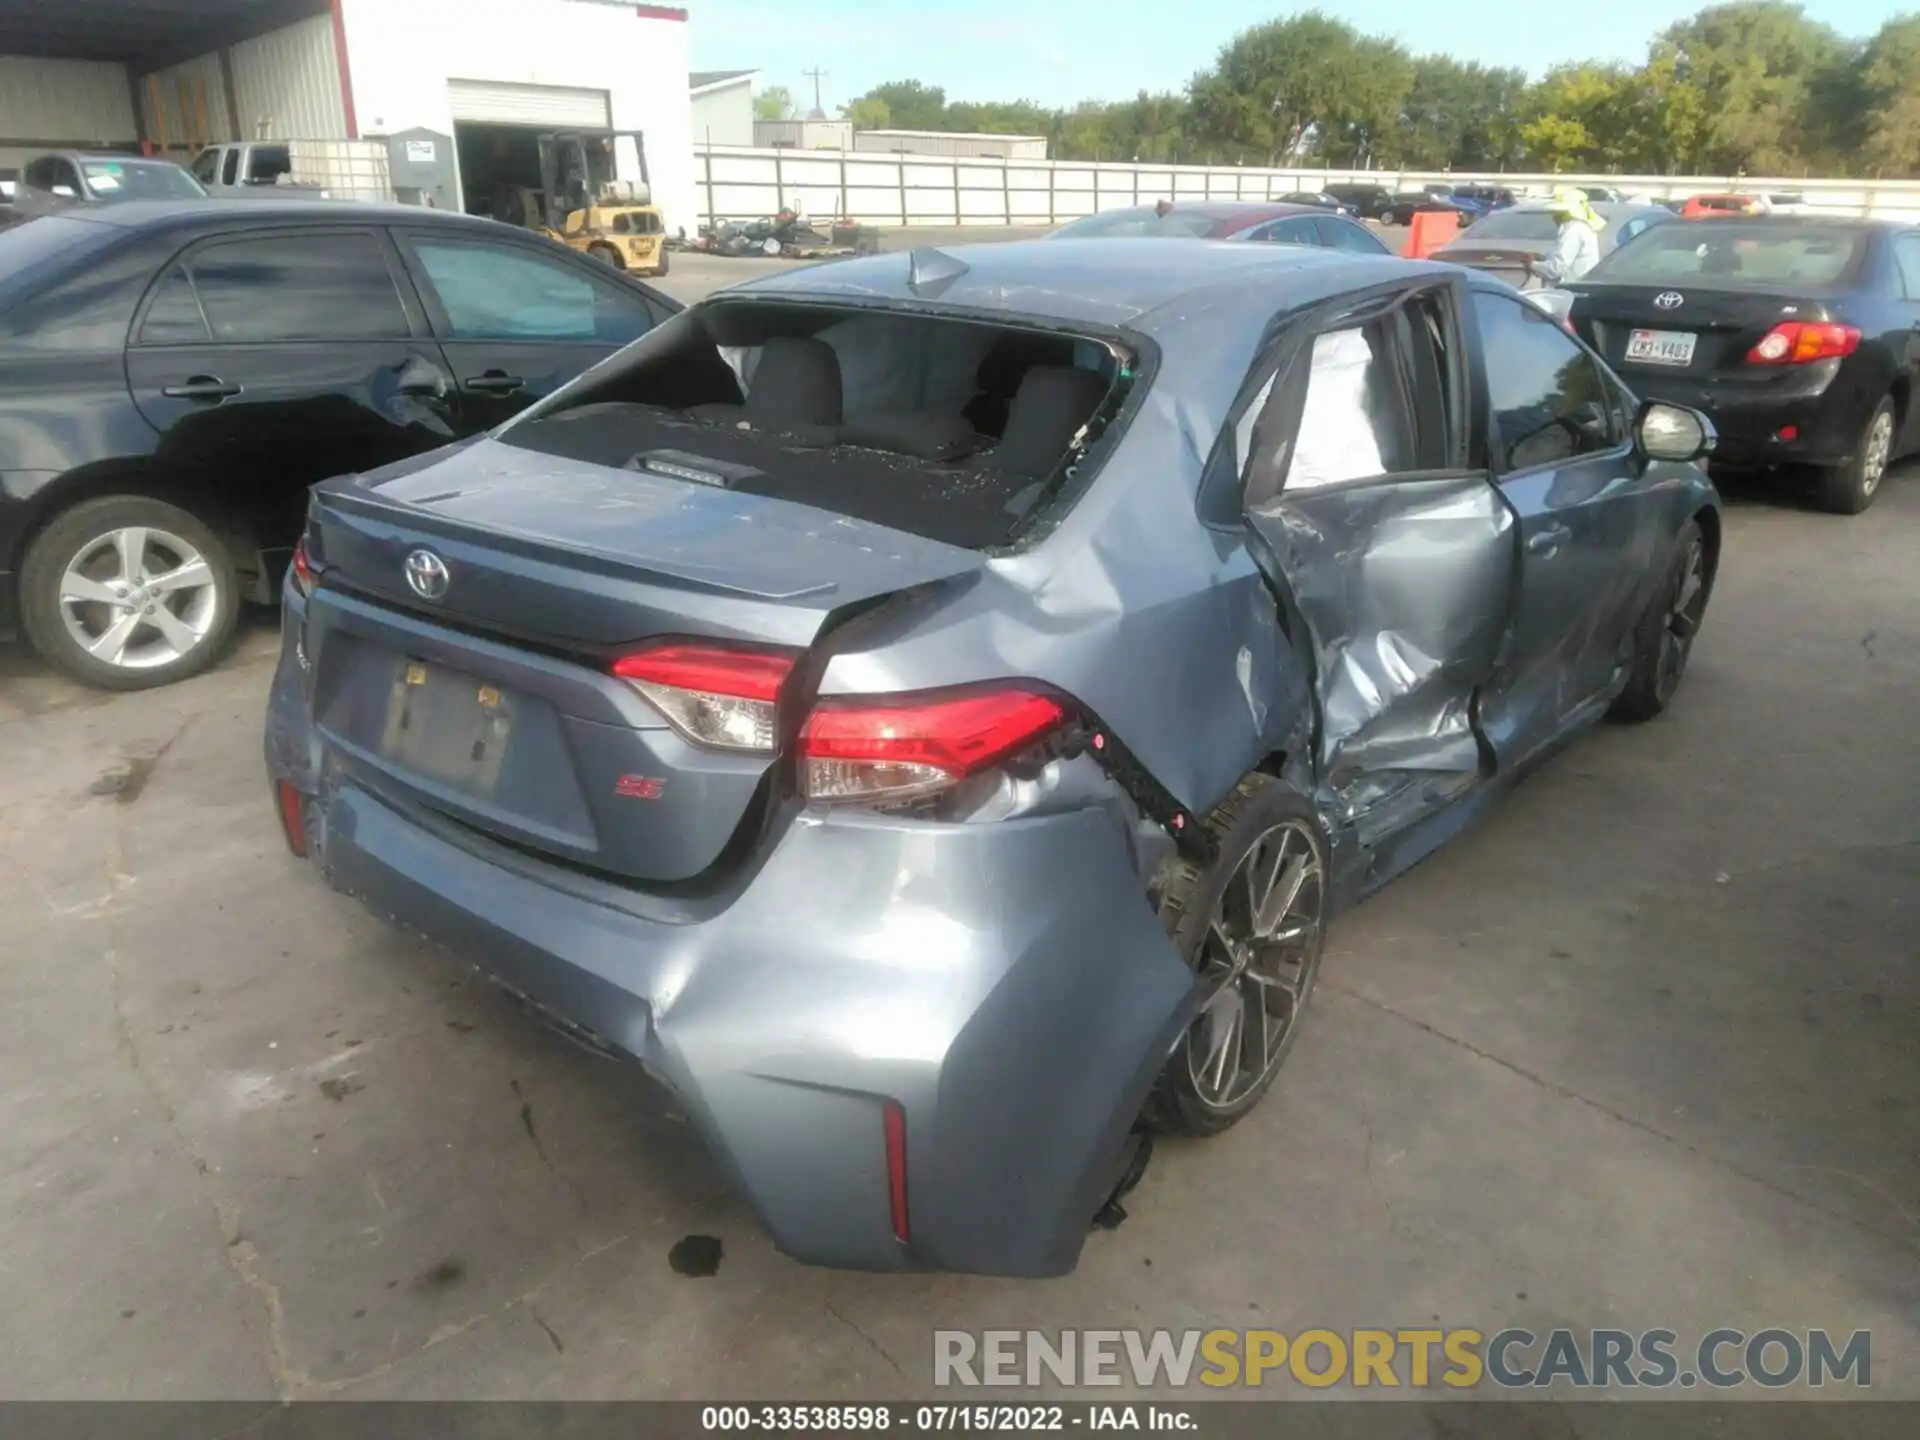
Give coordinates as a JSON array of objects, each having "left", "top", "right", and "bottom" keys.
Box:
[
  {"left": 276, "top": 780, "right": 307, "bottom": 858},
  {"left": 883, "top": 1100, "right": 909, "bottom": 1244}
]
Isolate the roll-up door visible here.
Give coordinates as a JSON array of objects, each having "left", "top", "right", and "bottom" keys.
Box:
[{"left": 447, "top": 81, "right": 611, "bottom": 128}]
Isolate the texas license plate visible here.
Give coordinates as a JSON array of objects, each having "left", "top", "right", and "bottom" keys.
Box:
[
  {"left": 1625, "top": 329, "right": 1697, "bottom": 367},
  {"left": 379, "top": 660, "right": 514, "bottom": 795}
]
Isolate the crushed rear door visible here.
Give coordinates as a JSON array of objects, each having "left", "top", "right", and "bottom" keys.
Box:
[{"left": 1233, "top": 277, "right": 1517, "bottom": 840}]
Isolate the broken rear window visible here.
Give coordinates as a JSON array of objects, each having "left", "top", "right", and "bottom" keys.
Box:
[{"left": 499, "top": 301, "right": 1139, "bottom": 551}]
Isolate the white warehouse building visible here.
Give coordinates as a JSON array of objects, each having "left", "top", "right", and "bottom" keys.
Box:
[{"left": 0, "top": 0, "right": 697, "bottom": 235}]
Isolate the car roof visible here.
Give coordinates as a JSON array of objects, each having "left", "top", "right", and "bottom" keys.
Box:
[
  {"left": 1496, "top": 201, "right": 1666, "bottom": 218},
  {"left": 37, "top": 152, "right": 184, "bottom": 166},
  {"left": 1065, "top": 200, "right": 1320, "bottom": 236},
  {"left": 46, "top": 198, "right": 516, "bottom": 236},
  {"left": 722, "top": 236, "right": 1432, "bottom": 330},
  {"left": 1679, "top": 214, "right": 1891, "bottom": 232}
]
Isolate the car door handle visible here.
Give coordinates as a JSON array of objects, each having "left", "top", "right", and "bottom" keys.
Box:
[
  {"left": 463, "top": 371, "right": 526, "bottom": 394},
  {"left": 1527, "top": 523, "right": 1574, "bottom": 555},
  {"left": 162, "top": 375, "right": 242, "bottom": 402}
]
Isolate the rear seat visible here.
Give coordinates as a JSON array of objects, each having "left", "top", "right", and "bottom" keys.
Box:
[
  {"left": 982, "top": 365, "right": 1108, "bottom": 475},
  {"left": 687, "top": 337, "right": 1107, "bottom": 484},
  {"left": 690, "top": 335, "right": 843, "bottom": 442}
]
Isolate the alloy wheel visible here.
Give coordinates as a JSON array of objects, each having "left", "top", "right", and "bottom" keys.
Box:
[
  {"left": 57, "top": 526, "right": 219, "bottom": 671},
  {"left": 1862, "top": 408, "right": 1894, "bottom": 498},
  {"left": 1181, "top": 819, "right": 1326, "bottom": 1111},
  {"left": 1654, "top": 534, "right": 1709, "bottom": 705}
]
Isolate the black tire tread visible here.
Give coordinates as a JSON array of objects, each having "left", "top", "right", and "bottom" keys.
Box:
[{"left": 1609, "top": 518, "right": 1704, "bottom": 724}]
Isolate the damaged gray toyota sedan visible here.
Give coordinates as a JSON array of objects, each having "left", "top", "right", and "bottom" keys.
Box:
[{"left": 265, "top": 239, "right": 1719, "bottom": 1276}]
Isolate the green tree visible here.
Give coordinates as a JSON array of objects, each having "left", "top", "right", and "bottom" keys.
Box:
[
  {"left": 1656, "top": 2, "right": 1848, "bottom": 175},
  {"left": 845, "top": 96, "right": 890, "bottom": 130},
  {"left": 1518, "top": 64, "right": 1638, "bottom": 171},
  {"left": 753, "top": 86, "right": 795, "bottom": 123},
  {"left": 1856, "top": 16, "right": 1920, "bottom": 174},
  {"left": 851, "top": 81, "right": 950, "bottom": 131},
  {"left": 1188, "top": 13, "right": 1412, "bottom": 165},
  {"left": 1392, "top": 58, "right": 1529, "bottom": 169}
]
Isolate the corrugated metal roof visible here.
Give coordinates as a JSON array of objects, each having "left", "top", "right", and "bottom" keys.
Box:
[
  {"left": 690, "top": 69, "right": 757, "bottom": 91},
  {"left": 0, "top": 0, "right": 327, "bottom": 64}
]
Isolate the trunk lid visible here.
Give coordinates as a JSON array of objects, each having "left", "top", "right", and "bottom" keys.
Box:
[
  {"left": 1571, "top": 283, "right": 1842, "bottom": 381},
  {"left": 304, "top": 439, "right": 984, "bottom": 884}
]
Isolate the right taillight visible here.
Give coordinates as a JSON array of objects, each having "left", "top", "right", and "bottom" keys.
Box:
[
  {"left": 1745, "top": 321, "right": 1860, "bottom": 366},
  {"left": 798, "top": 687, "right": 1068, "bottom": 804},
  {"left": 290, "top": 538, "right": 318, "bottom": 597},
  {"left": 614, "top": 642, "right": 797, "bottom": 753}
]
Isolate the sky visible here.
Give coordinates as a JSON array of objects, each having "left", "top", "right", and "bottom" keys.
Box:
[{"left": 689, "top": 0, "right": 1914, "bottom": 114}]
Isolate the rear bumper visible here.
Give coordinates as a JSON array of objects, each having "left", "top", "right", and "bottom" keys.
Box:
[
  {"left": 263, "top": 610, "right": 1196, "bottom": 1277},
  {"left": 1619, "top": 366, "right": 1867, "bottom": 468}
]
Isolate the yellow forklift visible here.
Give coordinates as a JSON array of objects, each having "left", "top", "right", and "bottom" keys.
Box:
[{"left": 537, "top": 129, "right": 668, "bottom": 276}]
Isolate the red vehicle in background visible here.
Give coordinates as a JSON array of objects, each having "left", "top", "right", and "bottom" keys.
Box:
[{"left": 1681, "top": 193, "right": 1772, "bottom": 219}]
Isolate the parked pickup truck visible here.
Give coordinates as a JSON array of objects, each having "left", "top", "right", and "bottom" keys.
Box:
[{"left": 189, "top": 140, "right": 390, "bottom": 202}]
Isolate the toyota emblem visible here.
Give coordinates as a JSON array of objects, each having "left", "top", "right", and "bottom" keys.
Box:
[
  {"left": 404, "top": 548, "right": 450, "bottom": 601},
  {"left": 1654, "top": 291, "right": 1685, "bottom": 310}
]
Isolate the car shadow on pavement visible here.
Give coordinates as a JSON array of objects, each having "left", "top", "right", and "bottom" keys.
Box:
[{"left": 0, "top": 608, "right": 281, "bottom": 720}]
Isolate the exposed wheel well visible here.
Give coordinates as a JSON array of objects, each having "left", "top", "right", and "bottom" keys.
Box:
[
  {"left": 1890, "top": 375, "right": 1911, "bottom": 442},
  {"left": 8, "top": 466, "right": 270, "bottom": 603}
]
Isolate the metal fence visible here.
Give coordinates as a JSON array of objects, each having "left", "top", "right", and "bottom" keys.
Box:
[{"left": 694, "top": 144, "right": 1920, "bottom": 227}]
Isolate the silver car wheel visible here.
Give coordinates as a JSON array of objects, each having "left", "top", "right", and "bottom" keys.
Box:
[
  {"left": 1182, "top": 819, "right": 1325, "bottom": 1111},
  {"left": 1862, "top": 408, "right": 1894, "bottom": 497},
  {"left": 58, "top": 525, "right": 219, "bottom": 671}
]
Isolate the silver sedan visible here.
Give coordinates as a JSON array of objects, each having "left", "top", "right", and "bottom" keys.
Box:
[{"left": 1433, "top": 201, "right": 1677, "bottom": 286}]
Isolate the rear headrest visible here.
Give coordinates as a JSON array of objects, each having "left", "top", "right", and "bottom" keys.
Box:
[
  {"left": 975, "top": 332, "right": 1075, "bottom": 392},
  {"left": 747, "top": 335, "right": 843, "bottom": 427},
  {"left": 990, "top": 365, "right": 1109, "bottom": 477}
]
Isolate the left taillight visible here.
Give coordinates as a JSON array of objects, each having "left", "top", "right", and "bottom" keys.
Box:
[
  {"left": 275, "top": 779, "right": 307, "bottom": 858},
  {"left": 1745, "top": 321, "right": 1860, "bottom": 366},
  {"left": 289, "top": 538, "right": 318, "bottom": 597},
  {"left": 613, "top": 642, "right": 797, "bottom": 753},
  {"left": 612, "top": 643, "right": 1073, "bottom": 807},
  {"left": 799, "top": 688, "right": 1069, "bottom": 805}
]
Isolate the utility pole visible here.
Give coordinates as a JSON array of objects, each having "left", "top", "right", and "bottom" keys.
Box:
[{"left": 803, "top": 67, "right": 829, "bottom": 120}]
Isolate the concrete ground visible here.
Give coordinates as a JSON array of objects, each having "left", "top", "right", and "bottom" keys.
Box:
[{"left": 0, "top": 241, "right": 1913, "bottom": 1401}]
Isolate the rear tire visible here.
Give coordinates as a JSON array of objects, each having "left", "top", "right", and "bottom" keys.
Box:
[
  {"left": 1142, "top": 776, "right": 1330, "bottom": 1138},
  {"left": 587, "top": 242, "right": 625, "bottom": 270},
  {"left": 20, "top": 494, "right": 239, "bottom": 691},
  {"left": 1609, "top": 519, "right": 1710, "bottom": 723},
  {"left": 651, "top": 249, "right": 669, "bottom": 277},
  {"left": 1814, "top": 397, "right": 1894, "bottom": 515}
]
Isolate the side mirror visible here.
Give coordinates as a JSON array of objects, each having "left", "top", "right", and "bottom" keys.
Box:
[{"left": 1637, "top": 400, "right": 1715, "bottom": 463}]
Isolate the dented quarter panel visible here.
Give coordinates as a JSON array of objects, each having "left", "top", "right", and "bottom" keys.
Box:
[{"left": 813, "top": 290, "right": 1325, "bottom": 821}]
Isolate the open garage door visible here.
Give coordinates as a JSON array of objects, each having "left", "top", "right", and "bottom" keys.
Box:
[
  {"left": 447, "top": 81, "right": 610, "bottom": 129},
  {"left": 449, "top": 81, "right": 611, "bottom": 228}
]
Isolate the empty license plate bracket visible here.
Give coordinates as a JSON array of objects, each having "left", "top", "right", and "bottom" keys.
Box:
[{"left": 379, "top": 660, "right": 515, "bottom": 795}]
